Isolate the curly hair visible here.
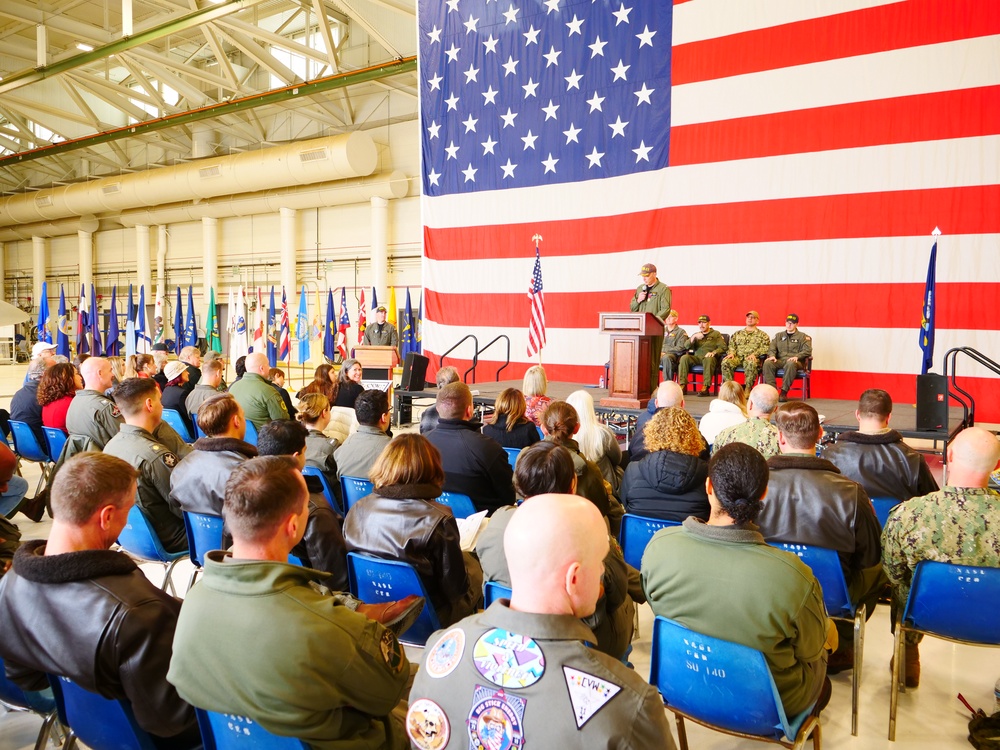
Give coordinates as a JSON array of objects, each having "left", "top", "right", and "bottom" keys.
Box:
[
  {"left": 37, "top": 363, "right": 79, "bottom": 406},
  {"left": 644, "top": 407, "right": 704, "bottom": 456}
]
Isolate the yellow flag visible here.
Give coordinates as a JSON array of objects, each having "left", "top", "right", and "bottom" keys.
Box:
[{"left": 387, "top": 286, "right": 397, "bottom": 328}]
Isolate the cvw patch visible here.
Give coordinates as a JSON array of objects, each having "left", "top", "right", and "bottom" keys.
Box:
[{"left": 562, "top": 666, "right": 621, "bottom": 729}]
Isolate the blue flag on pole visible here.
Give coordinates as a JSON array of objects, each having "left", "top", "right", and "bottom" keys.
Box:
[
  {"left": 37, "top": 281, "right": 51, "bottom": 344},
  {"left": 324, "top": 289, "right": 336, "bottom": 362},
  {"left": 56, "top": 285, "right": 70, "bottom": 358},
  {"left": 89, "top": 284, "right": 102, "bottom": 356},
  {"left": 125, "top": 284, "right": 135, "bottom": 358},
  {"left": 296, "top": 286, "right": 310, "bottom": 364},
  {"left": 267, "top": 286, "right": 278, "bottom": 367},
  {"left": 77, "top": 285, "right": 89, "bottom": 355},
  {"left": 105, "top": 286, "right": 120, "bottom": 356},
  {"left": 136, "top": 286, "right": 149, "bottom": 353},
  {"left": 174, "top": 287, "right": 184, "bottom": 352},
  {"left": 185, "top": 285, "right": 197, "bottom": 351},
  {"left": 416, "top": 289, "right": 423, "bottom": 354},
  {"left": 919, "top": 242, "right": 937, "bottom": 375},
  {"left": 370, "top": 287, "right": 378, "bottom": 313},
  {"left": 401, "top": 288, "right": 416, "bottom": 360}
]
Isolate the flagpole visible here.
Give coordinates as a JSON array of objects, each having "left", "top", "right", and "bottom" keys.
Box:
[{"left": 532, "top": 233, "right": 543, "bottom": 367}]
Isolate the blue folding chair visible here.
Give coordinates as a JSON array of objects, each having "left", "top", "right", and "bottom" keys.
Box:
[
  {"left": 483, "top": 580, "right": 512, "bottom": 608},
  {"left": 161, "top": 409, "right": 194, "bottom": 443},
  {"left": 42, "top": 427, "right": 68, "bottom": 465},
  {"left": 243, "top": 420, "right": 259, "bottom": 446},
  {"left": 48, "top": 675, "right": 157, "bottom": 750},
  {"left": 9, "top": 420, "right": 52, "bottom": 495},
  {"left": 436, "top": 491, "right": 477, "bottom": 519},
  {"left": 0, "top": 657, "right": 59, "bottom": 750},
  {"left": 889, "top": 562, "right": 1000, "bottom": 740},
  {"left": 618, "top": 513, "right": 681, "bottom": 570},
  {"left": 347, "top": 551, "right": 441, "bottom": 645},
  {"left": 340, "top": 476, "right": 373, "bottom": 512},
  {"left": 183, "top": 511, "right": 225, "bottom": 590},
  {"left": 196, "top": 708, "right": 308, "bottom": 750},
  {"left": 116, "top": 505, "right": 187, "bottom": 595},
  {"left": 191, "top": 412, "right": 205, "bottom": 440},
  {"left": 650, "top": 616, "right": 821, "bottom": 750},
  {"left": 773, "top": 542, "right": 864, "bottom": 735},
  {"left": 302, "top": 466, "right": 343, "bottom": 513},
  {"left": 503, "top": 447, "right": 521, "bottom": 469},
  {"left": 871, "top": 496, "right": 903, "bottom": 529}
]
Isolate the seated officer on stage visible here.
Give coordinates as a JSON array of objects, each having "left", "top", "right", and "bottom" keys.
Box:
[
  {"left": 763, "top": 314, "right": 813, "bottom": 401},
  {"left": 408, "top": 493, "right": 674, "bottom": 750},
  {"left": 678, "top": 315, "right": 726, "bottom": 397},
  {"left": 659, "top": 309, "right": 690, "bottom": 383},
  {"left": 721, "top": 310, "right": 770, "bottom": 394}
]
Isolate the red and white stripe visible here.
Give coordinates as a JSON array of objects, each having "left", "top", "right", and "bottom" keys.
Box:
[{"left": 421, "top": 0, "right": 1000, "bottom": 419}]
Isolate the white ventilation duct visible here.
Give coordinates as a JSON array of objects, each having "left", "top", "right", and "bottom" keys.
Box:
[
  {"left": 0, "top": 132, "right": 379, "bottom": 228},
  {"left": 0, "top": 215, "right": 100, "bottom": 242}
]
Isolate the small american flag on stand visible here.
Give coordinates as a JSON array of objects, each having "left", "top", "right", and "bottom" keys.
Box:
[{"left": 526, "top": 235, "right": 545, "bottom": 358}]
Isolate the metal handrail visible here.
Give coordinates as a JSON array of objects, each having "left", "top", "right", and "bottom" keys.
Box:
[
  {"left": 477, "top": 335, "right": 511, "bottom": 382},
  {"left": 942, "top": 346, "right": 1000, "bottom": 430},
  {"left": 438, "top": 334, "right": 479, "bottom": 383}
]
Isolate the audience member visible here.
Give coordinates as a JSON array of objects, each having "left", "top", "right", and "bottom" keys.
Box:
[
  {"left": 202, "top": 351, "right": 227, "bottom": 390},
  {"left": 229, "top": 352, "right": 289, "bottom": 429},
  {"left": 344, "top": 433, "right": 484, "bottom": 626},
  {"left": 0, "top": 453, "right": 199, "bottom": 748},
  {"left": 542, "top": 401, "right": 616, "bottom": 523},
  {"left": 425, "top": 382, "right": 514, "bottom": 514},
  {"left": 125, "top": 353, "right": 157, "bottom": 382},
  {"left": 37, "top": 362, "right": 82, "bottom": 433},
  {"left": 177, "top": 346, "right": 202, "bottom": 386},
  {"left": 567, "top": 389, "right": 627, "bottom": 496},
  {"left": 522, "top": 364, "right": 551, "bottom": 425},
  {"left": 185, "top": 359, "right": 225, "bottom": 424},
  {"left": 418, "top": 366, "right": 459, "bottom": 434},
  {"left": 621, "top": 407, "right": 710, "bottom": 522},
  {"left": 713, "top": 383, "right": 781, "bottom": 458},
  {"left": 10, "top": 357, "right": 50, "bottom": 445},
  {"left": 160, "top": 361, "right": 195, "bottom": 434},
  {"left": 408, "top": 493, "right": 674, "bottom": 749},
  {"left": 296, "top": 393, "right": 344, "bottom": 507},
  {"left": 267, "top": 367, "right": 297, "bottom": 418},
  {"left": 296, "top": 363, "right": 337, "bottom": 403},
  {"left": 152, "top": 349, "right": 169, "bottom": 389},
  {"left": 335, "top": 389, "right": 392, "bottom": 480},
  {"left": 482, "top": 387, "right": 542, "bottom": 449},
  {"left": 29, "top": 341, "right": 56, "bottom": 372},
  {"left": 233, "top": 355, "right": 246, "bottom": 383},
  {"left": 698, "top": 380, "right": 747, "bottom": 445},
  {"left": 168, "top": 456, "right": 415, "bottom": 749},
  {"left": 643, "top": 443, "right": 833, "bottom": 717},
  {"left": 335, "top": 358, "right": 365, "bottom": 408},
  {"left": 630, "top": 381, "right": 685, "bottom": 461}
]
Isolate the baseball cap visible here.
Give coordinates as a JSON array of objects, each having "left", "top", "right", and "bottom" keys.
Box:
[
  {"left": 786, "top": 313, "right": 799, "bottom": 323},
  {"left": 698, "top": 314, "right": 710, "bottom": 323},
  {"left": 376, "top": 305, "right": 387, "bottom": 312},
  {"left": 163, "top": 361, "right": 187, "bottom": 382},
  {"left": 31, "top": 342, "right": 56, "bottom": 358},
  {"left": 746, "top": 310, "right": 759, "bottom": 318},
  {"left": 639, "top": 263, "right": 656, "bottom": 275},
  {"left": 667, "top": 309, "right": 679, "bottom": 317}
]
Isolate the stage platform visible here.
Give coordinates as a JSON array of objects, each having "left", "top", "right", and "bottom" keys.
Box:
[{"left": 394, "top": 379, "right": 963, "bottom": 447}]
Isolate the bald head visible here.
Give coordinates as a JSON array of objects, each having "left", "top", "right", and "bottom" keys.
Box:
[
  {"left": 80, "top": 357, "right": 113, "bottom": 392},
  {"left": 947, "top": 427, "right": 1000, "bottom": 487},
  {"left": 245, "top": 352, "right": 269, "bottom": 376},
  {"left": 655, "top": 381, "right": 684, "bottom": 409},
  {"left": 504, "top": 493, "right": 610, "bottom": 618},
  {"left": 748, "top": 384, "right": 779, "bottom": 417}
]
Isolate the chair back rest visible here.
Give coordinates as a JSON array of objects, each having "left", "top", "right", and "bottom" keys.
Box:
[
  {"left": 618, "top": 513, "right": 680, "bottom": 570},
  {"left": 9, "top": 421, "right": 49, "bottom": 463},
  {"left": 436, "top": 491, "right": 477, "bottom": 519},
  {"left": 191, "top": 412, "right": 205, "bottom": 440},
  {"left": 771, "top": 542, "right": 854, "bottom": 619},
  {"left": 903, "top": 561, "right": 1000, "bottom": 644},
  {"left": 48, "top": 675, "right": 157, "bottom": 750},
  {"left": 503, "top": 447, "right": 520, "bottom": 469},
  {"left": 483, "top": 580, "right": 512, "bottom": 608},
  {"left": 161, "top": 409, "right": 194, "bottom": 443},
  {"left": 302, "top": 466, "right": 342, "bottom": 513},
  {"left": 196, "top": 709, "right": 308, "bottom": 750},
  {"left": 42, "top": 427, "right": 68, "bottom": 464},
  {"left": 340, "top": 476, "right": 374, "bottom": 512},
  {"left": 243, "top": 419, "right": 259, "bottom": 446},
  {"left": 649, "top": 616, "right": 792, "bottom": 740},
  {"left": 346, "top": 552, "right": 442, "bottom": 645},
  {"left": 871, "top": 496, "right": 902, "bottom": 529},
  {"left": 117, "top": 505, "right": 176, "bottom": 562},
  {"left": 183, "top": 511, "right": 225, "bottom": 568}
]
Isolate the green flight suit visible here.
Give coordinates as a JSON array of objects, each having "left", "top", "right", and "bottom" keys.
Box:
[
  {"left": 764, "top": 330, "right": 814, "bottom": 394},
  {"left": 678, "top": 328, "right": 726, "bottom": 393},
  {"left": 660, "top": 325, "right": 690, "bottom": 381},
  {"left": 630, "top": 280, "right": 671, "bottom": 389}
]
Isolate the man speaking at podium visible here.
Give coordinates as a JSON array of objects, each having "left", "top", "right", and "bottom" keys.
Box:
[{"left": 630, "top": 263, "right": 672, "bottom": 391}]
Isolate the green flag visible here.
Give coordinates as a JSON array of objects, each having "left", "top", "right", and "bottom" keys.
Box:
[{"left": 207, "top": 287, "right": 222, "bottom": 353}]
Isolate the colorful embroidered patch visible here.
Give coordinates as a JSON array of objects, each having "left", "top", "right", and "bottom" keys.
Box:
[
  {"left": 562, "top": 666, "right": 621, "bottom": 729},
  {"left": 467, "top": 685, "right": 525, "bottom": 750},
  {"left": 425, "top": 628, "right": 465, "bottom": 679},
  {"left": 406, "top": 698, "right": 450, "bottom": 749},
  {"left": 472, "top": 629, "right": 545, "bottom": 688},
  {"left": 110, "top": 405, "right": 122, "bottom": 418},
  {"left": 380, "top": 629, "right": 405, "bottom": 673},
  {"left": 162, "top": 452, "right": 178, "bottom": 468}
]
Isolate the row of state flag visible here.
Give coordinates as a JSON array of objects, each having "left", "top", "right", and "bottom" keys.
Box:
[{"left": 35, "top": 282, "right": 423, "bottom": 368}]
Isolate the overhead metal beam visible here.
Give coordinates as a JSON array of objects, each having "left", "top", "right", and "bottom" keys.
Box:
[{"left": 0, "top": 56, "right": 417, "bottom": 168}]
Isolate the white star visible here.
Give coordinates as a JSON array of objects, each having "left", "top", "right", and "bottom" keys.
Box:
[
  {"left": 523, "top": 25, "right": 540, "bottom": 45},
  {"left": 445, "top": 44, "right": 461, "bottom": 62},
  {"left": 502, "top": 55, "right": 519, "bottom": 76},
  {"left": 464, "top": 63, "right": 480, "bottom": 83},
  {"left": 563, "top": 123, "right": 581, "bottom": 143},
  {"left": 463, "top": 114, "right": 479, "bottom": 133},
  {"left": 427, "top": 169, "right": 441, "bottom": 186},
  {"left": 542, "top": 100, "right": 560, "bottom": 120},
  {"left": 636, "top": 25, "right": 656, "bottom": 47},
  {"left": 612, "top": 3, "right": 632, "bottom": 25},
  {"left": 633, "top": 141, "right": 653, "bottom": 162},
  {"left": 501, "top": 159, "right": 517, "bottom": 178},
  {"left": 522, "top": 78, "right": 539, "bottom": 98},
  {"left": 521, "top": 130, "right": 538, "bottom": 150},
  {"left": 544, "top": 0, "right": 559, "bottom": 13},
  {"left": 541, "top": 153, "right": 559, "bottom": 173},
  {"left": 543, "top": 46, "right": 561, "bottom": 67},
  {"left": 462, "top": 163, "right": 478, "bottom": 182},
  {"left": 610, "top": 59, "right": 630, "bottom": 81},
  {"left": 634, "top": 83, "right": 654, "bottom": 105},
  {"left": 483, "top": 34, "right": 499, "bottom": 54},
  {"left": 463, "top": 14, "right": 479, "bottom": 33},
  {"left": 427, "top": 73, "right": 443, "bottom": 91},
  {"left": 481, "top": 135, "right": 498, "bottom": 155},
  {"left": 586, "top": 147, "right": 604, "bottom": 168},
  {"left": 482, "top": 86, "right": 499, "bottom": 105},
  {"left": 426, "top": 121, "right": 441, "bottom": 139},
  {"left": 503, "top": 3, "right": 519, "bottom": 25},
  {"left": 500, "top": 108, "right": 518, "bottom": 128},
  {"left": 427, "top": 26, "right": 442, "bottom": 44},
  {"left": 609, "top": 115, "right": 629, "bottom": 137},
  {"left": 565, "top": 14, "right": 584, "bottom": 35},
  {"left": 586, "top": 91, "right": 605, "bottom": 112},
  {"left": 589, "top": 36, "right": 607, "bottom": 57},
  {"left": 564, "top": 69, "right": 583, "bottom": 90},
  {"left": 445, "top": 93, "right": 460, "bottom": 111},
  {"left": 445, "top": 141, "right": 460, "bottom": 160},
  {"left": 445, "top": 0, "right": 459, "bottom": 11}
]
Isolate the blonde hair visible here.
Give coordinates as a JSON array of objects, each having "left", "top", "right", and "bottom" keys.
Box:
[
  {"left": 124, "top": 353, "right": 154, "bottom": 379},
  {"left": 644, "top": 407, "right": 704, "bottom": 456},
  {"left": 295, "top": 393, "right": 330, "bottom": 425},
  {"left": 522, "top": 365, "right": 548, "bottom": 398},
  {"left": 566, "top": 390, "right": 604, "bottom": 463},
  {"left": 491, "top": 388, "right": 528, "bottom": 432},
  {"left": 717, "top": 381, "right": 748, "bottom": 417}
]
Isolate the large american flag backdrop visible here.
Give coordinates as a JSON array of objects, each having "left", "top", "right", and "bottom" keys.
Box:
[{"left": 419, "top": 0, "right": 1000, "bottom": 420}]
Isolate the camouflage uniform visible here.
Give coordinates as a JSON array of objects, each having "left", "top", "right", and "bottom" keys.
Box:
[
  {"left": 660, "top": 326, "right": 690, "bottom": 381},
  {"left": 763, "top": 331, "right": 813, "bottom": 394},
  {"left": 882, "top": 485, "right": 1000, "bottom": 642},
  {"left": 722, "top": 328, "right": 770, "bottom": 390},
  {"left": 630, "top": 280, "right": 671, "bottom": 388},
  {"left": 712, "top": 417, "right": 780, "bottom": 459},
  {"left": 677, "top": 329, "right": 726, "bottom": 394}
]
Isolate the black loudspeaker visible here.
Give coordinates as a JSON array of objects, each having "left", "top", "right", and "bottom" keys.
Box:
[
  {"left": 399, "top": 353, "right": 430, "bottom": 391},
  {"left": 915, "top": 374, "right": 948, "bottom": 432}
]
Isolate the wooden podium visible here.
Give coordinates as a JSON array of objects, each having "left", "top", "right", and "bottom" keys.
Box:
[
  {"left": 353, "top": 345, "right": 398, "bottom": 381},
  {"left": 599, "top": 312, "right": 664, "bottom": 409}
]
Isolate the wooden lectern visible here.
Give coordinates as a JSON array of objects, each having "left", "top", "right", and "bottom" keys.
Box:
[
  {"left": 599, "top": 312, "right": 664, "bottom": 409},
  {"left": 353, "top": 345, "right": 399, "bottom": 381}
]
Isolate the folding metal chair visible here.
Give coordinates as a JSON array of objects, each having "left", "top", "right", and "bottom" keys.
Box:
[{"left": 116, "top": 505, "right": 187, "bottom": 595}]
